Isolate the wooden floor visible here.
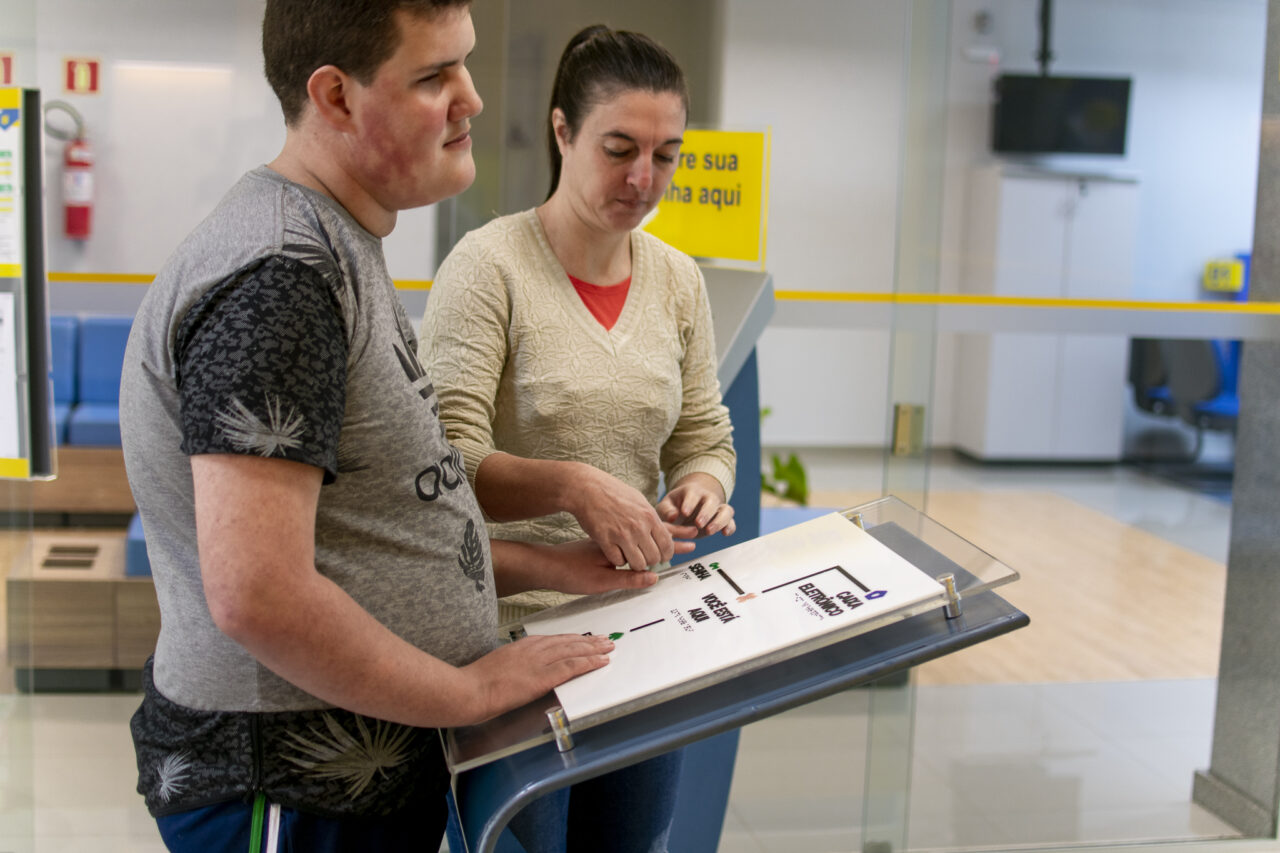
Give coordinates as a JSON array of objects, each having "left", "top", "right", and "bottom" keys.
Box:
[
  {"left": 807, "top": 488, "right": 1227, "bottom": 686},
  {"left": 0, "top": 489, "right": 1227, "bottom": 691}
]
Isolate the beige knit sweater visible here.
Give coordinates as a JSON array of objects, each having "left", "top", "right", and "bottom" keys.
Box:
[{"left": 419, "top": 209, "right": 737, "bottom": 622}]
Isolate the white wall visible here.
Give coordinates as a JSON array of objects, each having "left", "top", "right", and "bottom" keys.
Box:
[
  {"left": 2, "top": 0, "right": 1268, "bottom": 448},
  {"left": 719, "top": 0, "right": 907, "bottom": 446},
  {"left": 967, "top": 0, "right": 1264, "bottom": 302},
  {"left": 722, "top": 0, "right": 1265, "bottom": 448},
  {"left": 3, "top": 0, "right": 436, "bottom": 290}
]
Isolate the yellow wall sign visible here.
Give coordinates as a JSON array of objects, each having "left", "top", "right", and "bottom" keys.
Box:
[
  {"left": 644, "top": 128, "right": 769, "bottom": 265},
  {"left": 1203, "top": 259, "right": 1245, "bottom": 293}
]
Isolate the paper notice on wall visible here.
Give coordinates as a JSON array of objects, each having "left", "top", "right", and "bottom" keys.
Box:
[
  {"left": 523, "top": 512, "right": 945, "bottom": 722},
  {"left": 0, "top": 291, "right": 19, "bottom": 458},
  {"left": 0, "top": 87, "right": 23, "bottom": 275},
  {"left": 0, "top": 89, "right": 25, "bottom": 468}
]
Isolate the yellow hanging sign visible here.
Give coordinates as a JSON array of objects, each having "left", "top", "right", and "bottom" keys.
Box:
[{"left": 644, "top": 128, "right": 769, "bottom": 266}]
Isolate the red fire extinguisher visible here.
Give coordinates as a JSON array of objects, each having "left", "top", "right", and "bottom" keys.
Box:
[
  {"left": 62, "top": 136, "right": 93, "bottom": 240},
  {"left": 43, "top": 100, "right": 93, "bottom": 240}
]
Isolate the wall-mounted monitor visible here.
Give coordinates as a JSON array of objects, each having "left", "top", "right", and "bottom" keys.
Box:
[{"left": 991, "top": 74, "right": 1132, "bottom": 156}]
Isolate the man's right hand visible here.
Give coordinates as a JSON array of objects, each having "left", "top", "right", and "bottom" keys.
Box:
[{"left": 461, "top": 633, "right": 614, "bottom": 722}]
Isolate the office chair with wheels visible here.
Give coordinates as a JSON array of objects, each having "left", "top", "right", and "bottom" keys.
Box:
[
  {"left": 1127, "top": 337, "right": 1174, "bottom": 416},
  {"left": 1159, "top": 338, "right": 1239, "bottom": 460}
]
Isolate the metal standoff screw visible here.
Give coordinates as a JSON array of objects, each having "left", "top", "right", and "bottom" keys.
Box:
[
  {"left": 938, "top": 572, "right": 962, "bottom": 619},
  {"left": 546, "top": 705, "right": 574, "bottom": 752}
]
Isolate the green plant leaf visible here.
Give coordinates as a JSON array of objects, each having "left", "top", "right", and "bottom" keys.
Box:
[{"left": 759, "top": 407, "right": 809, "bottom": 505}]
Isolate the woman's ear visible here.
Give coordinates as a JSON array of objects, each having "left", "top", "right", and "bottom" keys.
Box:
[
  {"left": 551, "top": 107, "right": 572, "bottom": 155},
  {"left": 306, "top": 65, "right": 355, "bottom": 130}
]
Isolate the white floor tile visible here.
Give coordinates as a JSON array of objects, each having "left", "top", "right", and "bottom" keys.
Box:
[
  {"left": 912, "top": 684, "right": 1107, "bottom": 758},
  {"left": 904, "top": 806, "right": 1015, "bottom": 851},
  {"left": 984, "top": 801, "right": 1240, "bottom": 848},
  {"left": 716, "top": 825, "right": 767, "bottom": 853},
  {"left": 752, "top": 827, "right": 861, "bottom": 853},
  {"left": 1045, "top": 678, "right": 1218, "bottom": 740},
  {"left": 718, "top": 805, "right": 767, "bottom": 853}
]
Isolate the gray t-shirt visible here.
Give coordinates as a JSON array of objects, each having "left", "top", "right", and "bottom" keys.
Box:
[
  {"left": 122, "top": 165, "right": 499, "bottom": 710},
  {"left": 121, "top": 166, "right": 500, "bottom": 817}
]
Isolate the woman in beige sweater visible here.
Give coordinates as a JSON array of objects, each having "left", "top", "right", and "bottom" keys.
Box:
[
  {"left": 420, "top": 28, "right": 737, "bottom": 624},
  {"left": 420, "top": 24, "right": 737, "bottom": 853}
]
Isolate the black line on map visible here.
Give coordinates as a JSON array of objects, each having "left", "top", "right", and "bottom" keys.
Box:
[
  {"left": 718, "top": 570, "right": 745, "bottom": 595},
  {"left": 631, "top": 619, "right": 665, "bottom": 632},
  {"left": 761, "top": 564, "right": 869, "bottom": 595}
]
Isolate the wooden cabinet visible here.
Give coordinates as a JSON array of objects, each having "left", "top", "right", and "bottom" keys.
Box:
[
  {"left": 4, "top": 450, "right": 156, "bottom": 679},
  {"left": 7, "top": 532, "right": 159, "bottom": 670},
  {"left": 953, "top": 164, "right": 1138, "bottom": 461}
]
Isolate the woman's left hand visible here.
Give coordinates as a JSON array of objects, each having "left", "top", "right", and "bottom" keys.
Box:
[{"left": 657, "top": 473, "right": 736, "bottom": 540}]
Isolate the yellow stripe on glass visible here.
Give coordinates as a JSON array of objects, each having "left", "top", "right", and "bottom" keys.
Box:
[
  {"left": 775, "top": 291, "right": 1280, "bottom": 313},
  {"left": 46, "top": 271, "right": 436, "bottom": 290}
]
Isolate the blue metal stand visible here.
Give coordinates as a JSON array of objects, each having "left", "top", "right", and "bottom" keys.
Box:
[{"left": 450, "top": 520, "right": 1029, "bottom": 853}]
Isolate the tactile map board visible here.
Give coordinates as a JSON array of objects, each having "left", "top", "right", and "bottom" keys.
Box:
[{"left": 523, "top": 512, "right": 946, "bottom": 721}]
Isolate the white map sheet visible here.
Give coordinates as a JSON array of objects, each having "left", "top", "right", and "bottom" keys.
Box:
[{"left": 523, "top": 512, "right": 945, "bottom": 721}]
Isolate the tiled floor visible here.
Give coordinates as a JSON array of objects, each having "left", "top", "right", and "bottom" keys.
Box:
[
  {"left": 0, "top": 449, "right": 1269, "bottom": 852},
  {"left": 714, "top": 448, "right": 1246, "bottom": 852},
  {"left": 0, "top": 693, "right": 167, "bottom": 853},
  {"left": 716, "top": 678, "right": 1241, "bottom": 852},
  {"left": 0, "top": 683, "right": 1245, "bottom": 852}
]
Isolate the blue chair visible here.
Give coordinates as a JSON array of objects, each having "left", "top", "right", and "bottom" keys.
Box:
[
  {"left": 126, "top": 513, "right": 152, "bottom": 577},
  {"left": 1127, "top": 337, "right": 1174, "bottom": 417},
  {"left": 49, "top": 315, "right": 79, "bottom": 444},
  {"left": 67, "top": 315, "right": 132, "bottom": 446},
  {"left": 1160, "top": 338, "right": 1239, "bottom": 459}
]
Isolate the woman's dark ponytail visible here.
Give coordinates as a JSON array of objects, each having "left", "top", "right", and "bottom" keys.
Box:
[{"left": 545, "top": 25, "right": 689, "bottom": 200}]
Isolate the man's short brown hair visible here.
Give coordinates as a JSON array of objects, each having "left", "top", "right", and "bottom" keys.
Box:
[{"left": 263, "top": 0, "right": 471, "bottom": 126}]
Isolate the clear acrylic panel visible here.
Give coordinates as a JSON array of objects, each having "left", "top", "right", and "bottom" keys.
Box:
[
  {"left": 444, "top": 495, "right": 1019, "bottom": 775},
  {"left": 866, "top": 3, "right": 953, "bottom": 851}
]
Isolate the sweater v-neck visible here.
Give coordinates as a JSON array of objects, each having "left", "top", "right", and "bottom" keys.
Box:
[{"left": 525, "top": 209, "right": 640, "bottom": 348}]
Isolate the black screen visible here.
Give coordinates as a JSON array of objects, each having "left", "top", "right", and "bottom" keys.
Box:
[{"left": 992, "top": 74, "right": 1131, "bottom": 156}]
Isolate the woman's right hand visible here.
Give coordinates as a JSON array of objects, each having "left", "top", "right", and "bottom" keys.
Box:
[{"left": 569, "top": 467, "right": 690, "bottom": 569}]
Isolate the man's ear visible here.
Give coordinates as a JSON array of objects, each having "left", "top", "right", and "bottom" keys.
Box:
[
  {"left": 306, "top": 65, "right": 355, "bottom": 130},
  {"left": 551, "top": 107, "right": 572, "bottom": 155}
]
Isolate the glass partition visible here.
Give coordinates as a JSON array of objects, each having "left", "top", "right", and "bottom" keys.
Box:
[
  {"left": 866, "top": 5, "right": 952, "bottom": 849},
  {"left": 762, "top": 1, "right": 1272, "bottom": 851},
  {"left": 1, "top": 3, "right": 39, "bottom": 848},
  {"left": 879, "top": 1, "right": 1268, "bottom": 850},
  {"left": 1, "top": 485, "right": 34, "bottom": 853},
  {"left": 0, "top": 1, "right": 1276, "bottom": 851}
]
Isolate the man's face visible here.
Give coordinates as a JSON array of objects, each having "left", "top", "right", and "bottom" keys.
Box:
[{"left": 342, "top": 6, "right": 482, "bottom": 214}]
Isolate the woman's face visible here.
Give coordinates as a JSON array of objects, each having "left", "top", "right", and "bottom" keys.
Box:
[{"left": 553, "top": 88, "right": 687, "bottom": 234}]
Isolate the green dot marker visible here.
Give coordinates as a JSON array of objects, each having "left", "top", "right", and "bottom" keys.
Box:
[{"left": 609, "top": 632, "right": 624, "bottom": 641}]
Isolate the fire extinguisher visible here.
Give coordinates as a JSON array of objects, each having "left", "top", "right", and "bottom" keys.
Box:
[
  {"left": 62, "top": 137, "right": 93, "bottom": 240},
  {"left": 43, "top": 100, "right": 93, "bottom": 240}
]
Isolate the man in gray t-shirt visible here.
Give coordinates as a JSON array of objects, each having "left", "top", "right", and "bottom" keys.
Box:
[{"left": 120, "top": 2, "right": 656, "bottom": 849}]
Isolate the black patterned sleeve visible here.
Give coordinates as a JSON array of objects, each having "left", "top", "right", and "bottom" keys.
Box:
[{"left": 175, "top": 255, "right": 348, "bottom": 480}]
